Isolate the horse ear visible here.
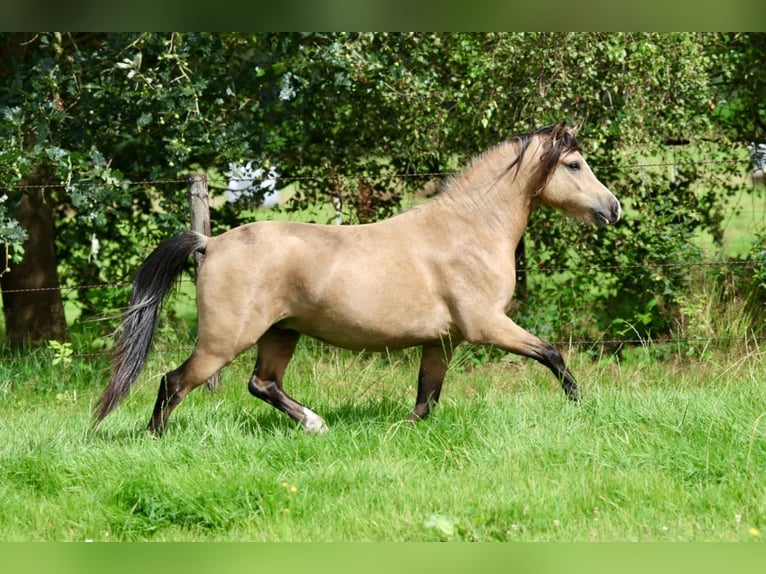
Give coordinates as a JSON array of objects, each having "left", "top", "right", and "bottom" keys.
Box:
[
  {"left": 567, "top": 122, "right": 582, "bottom": 138},
  {"left": 549, "top": 122, "right": 568, "bottom": 141}
]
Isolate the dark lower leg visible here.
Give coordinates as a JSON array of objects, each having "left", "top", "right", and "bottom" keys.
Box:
[
  {"left": 473, "top": 316, "right": 579, "bottom": 402},
  {"left": 408, "top": 343, "right": 452, "bottom": 421},
  {"left": 248, "top": 375, "right": 325, "bottom": 432},
  {"left": 248, "top": 327, "right": 325, "bottom": 432},
  {"left": 149, "top": 371, "right": 185, "bottom": 434},
  {"left": 534, "top": 344, "right": 579, "bottom": 401},
  {"left": 148, "top": 349, "right": 231, "bottom": 434}
]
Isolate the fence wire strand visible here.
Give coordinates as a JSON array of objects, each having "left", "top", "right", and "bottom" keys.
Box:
[{"left": 0, "top": 155, "right": 760, "bottom": 192}]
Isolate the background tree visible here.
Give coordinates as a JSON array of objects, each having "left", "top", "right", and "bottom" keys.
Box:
[{"left": 709, "top": 32, "right": 766, "bottom": 143}]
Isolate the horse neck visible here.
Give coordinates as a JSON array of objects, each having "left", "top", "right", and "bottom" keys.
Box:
[{"left": 429, "top": 142, "right": 536, "bottom": 247}]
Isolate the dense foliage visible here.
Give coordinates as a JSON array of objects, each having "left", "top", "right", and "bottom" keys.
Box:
[{"left": 0, "top": 32, "right": 764, "bottom": 347}]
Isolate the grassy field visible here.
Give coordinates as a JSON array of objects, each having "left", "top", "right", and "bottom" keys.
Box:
[{"left": 1, "top": 337, "right": 764, "bottom": 542}]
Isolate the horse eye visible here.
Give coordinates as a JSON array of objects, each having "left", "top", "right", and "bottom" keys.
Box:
[{"left": 566, "top": 161, "right": 581, "bottom": 171}]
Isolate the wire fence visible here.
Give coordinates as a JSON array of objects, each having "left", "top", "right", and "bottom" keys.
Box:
[
  {"left": 0, "top": 155, "right": 764, "bottom": 363},
  {"left": 0, "top": 153, "right": 763, "bottom": 192}
]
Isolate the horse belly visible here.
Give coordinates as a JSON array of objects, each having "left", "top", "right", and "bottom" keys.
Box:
[
  {"left": 280, "top": 316, "right": 440, "bottom": 351},
  {"left": 279, "top": 288, "right": 451, "bottom": 352}
]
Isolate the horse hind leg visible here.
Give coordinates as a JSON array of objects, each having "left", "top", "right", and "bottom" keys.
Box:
[
  {"left": 247, "top": 327, "right": 327, "bottom": 433},
  {"left": 149, "top": 347, "right": 231, "bottom": 434}
]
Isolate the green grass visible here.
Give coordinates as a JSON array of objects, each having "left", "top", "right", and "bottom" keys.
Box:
[{"left": 1, "top": 339, "right": 764, "bottom": 541}]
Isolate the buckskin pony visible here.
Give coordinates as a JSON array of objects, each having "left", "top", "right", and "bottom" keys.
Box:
[{"left": 95, "top": 124, "right": 621, "bottom": 434}]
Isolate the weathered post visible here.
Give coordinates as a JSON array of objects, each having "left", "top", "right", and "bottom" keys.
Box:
[
  {"left": 187, "top": 174, "right": 221, "bottom": 390},
  {"left": 187, "top": 174, "right": 211, "bottom": 280}
]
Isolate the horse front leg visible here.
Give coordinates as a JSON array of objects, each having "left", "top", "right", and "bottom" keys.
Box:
[
  {"left": 408, "top": 342, "right": 454, "bottom": 421},
  {"left": 467, "top": 315, "right": 579, "bottom": 401}
]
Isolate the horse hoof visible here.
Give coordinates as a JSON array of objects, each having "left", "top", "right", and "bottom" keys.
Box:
[{"left": 301, "top": 407, "right": 328, "bottom": 433}]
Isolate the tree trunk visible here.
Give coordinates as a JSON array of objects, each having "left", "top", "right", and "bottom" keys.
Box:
[{"left": 0, "top": 186, "right": 68, "bottom": 347}]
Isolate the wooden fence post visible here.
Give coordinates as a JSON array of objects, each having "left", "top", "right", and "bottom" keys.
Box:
[
  {"left": 187, "top": 174, "right": 211, "bottom": 280},
  {"left": 187, "top": 174, "right": 221, "bottom": 390}
]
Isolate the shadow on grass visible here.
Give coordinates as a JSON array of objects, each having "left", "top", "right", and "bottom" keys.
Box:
[
  {"left": 233, "top": 396, "right": 413, "bottom": 437},
  {"left": 89, "top": 396, "right": 416, "bottom": 442}
]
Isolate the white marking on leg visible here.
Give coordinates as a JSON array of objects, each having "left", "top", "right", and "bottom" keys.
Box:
[{"left": 302, "top": 407, "right": 327, "bottom": 434}]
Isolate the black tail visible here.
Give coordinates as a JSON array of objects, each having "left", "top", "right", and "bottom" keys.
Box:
[{"left": 95, "top": 231, "right": 208, "bottom": 424}]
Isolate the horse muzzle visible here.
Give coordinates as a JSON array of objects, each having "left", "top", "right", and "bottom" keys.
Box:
[{"left": 594, "top": 198, "right": 621, "bottom": 227}]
